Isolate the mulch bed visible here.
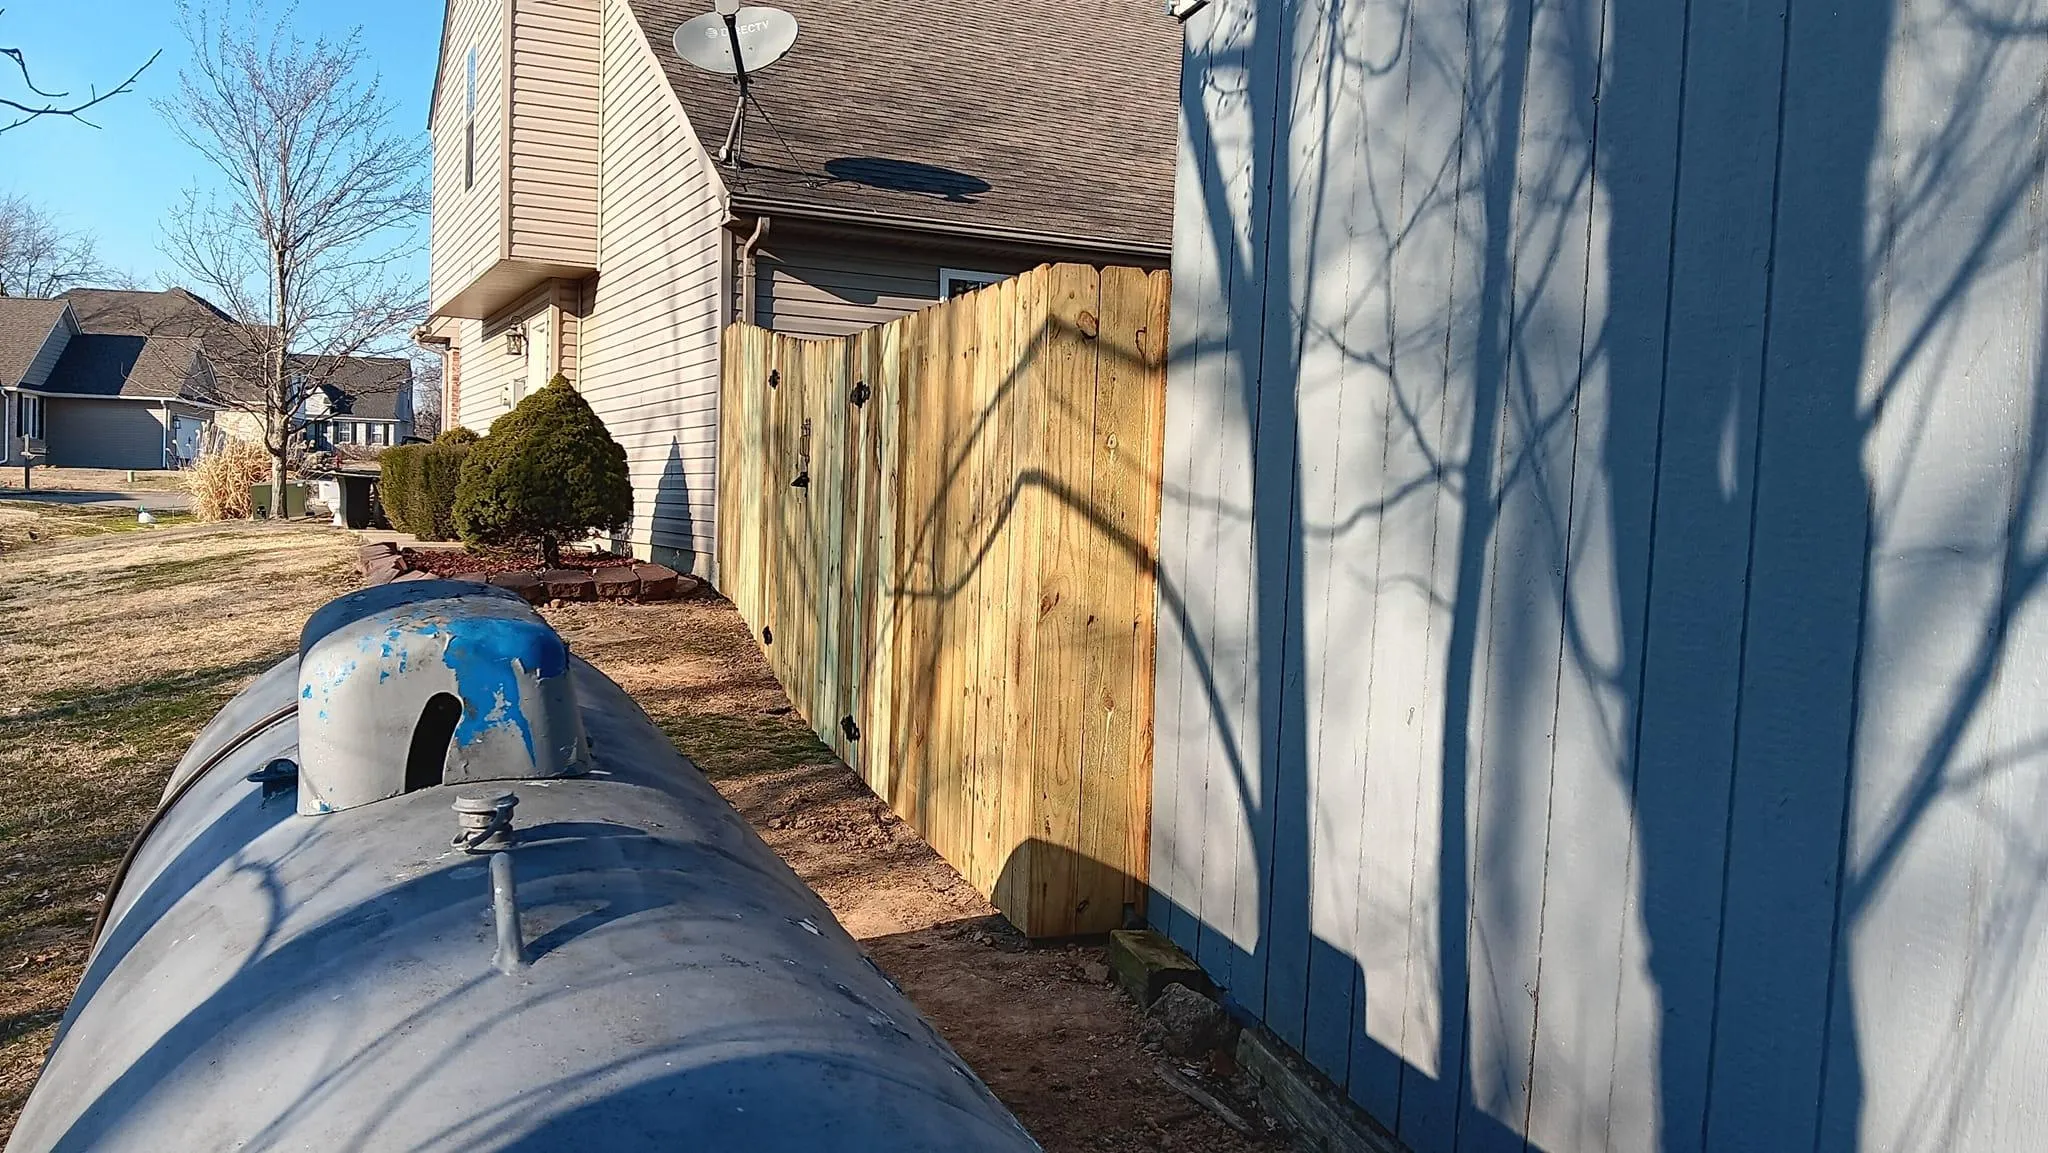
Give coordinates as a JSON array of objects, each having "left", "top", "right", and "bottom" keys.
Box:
[{"left": 402, "top": 548, "right": 637, "bottom": 578}]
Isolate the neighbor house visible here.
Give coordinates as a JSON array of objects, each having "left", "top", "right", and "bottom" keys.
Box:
[
  {"left": 420, "top": 0, "right": 1179, "bottom": 576},
  {"left": 0, "top": 291, "right": 222, "bottom": 471},
  {"left": 297, "top": 358, "right": 418, "bottom": 451},
  {"left": 0, "top": 287, "right": 413, "bottom": 470}
]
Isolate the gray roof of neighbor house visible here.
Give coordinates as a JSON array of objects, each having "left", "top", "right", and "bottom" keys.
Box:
[
  {"left": 60, "top": 287, "right": 241, "bottom": 336},
  {"left": 40, "top": 332, "right": 211, "bottom": 400},
  {"left": 627, "top": 0, "right": 1181, "bottom": 255},
  {"left": 54, "top": 287, "right": 263, "bottom": 401},
  {"left": 0, "top": 297, "right": 69, "bottom": 385},
  {"left": 301, "top": 356, "right": 413, "bottom": 421}
]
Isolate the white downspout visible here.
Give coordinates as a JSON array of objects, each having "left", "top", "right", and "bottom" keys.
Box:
[{"left": 739, "top": 215, "right": 770, "bottom": 327}]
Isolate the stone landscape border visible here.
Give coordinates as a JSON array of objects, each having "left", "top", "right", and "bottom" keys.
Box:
[{"left": 355, "top": 541, "right": 703, "bottom": 605}]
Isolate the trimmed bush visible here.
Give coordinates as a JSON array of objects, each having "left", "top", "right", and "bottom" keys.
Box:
[
  {"left": 380, "top": 439, "right": 471, "bottom": 540},
  {"left": 453, "top": 375, "right": 632, "bottom": 565},
  {"left": 437, "top": 426, "right": 481, "bottom": 445}
]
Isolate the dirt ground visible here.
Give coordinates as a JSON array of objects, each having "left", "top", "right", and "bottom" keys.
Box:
[
  {"left": 551, "top": 599, "right": 1281, "bottom": 1152},
  {"left": 0, "top": 510, "right": 1276, "bottom": 1149}
]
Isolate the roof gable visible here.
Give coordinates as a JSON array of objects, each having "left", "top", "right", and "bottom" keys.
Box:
[
  {"left": 625, "top": 0, "right": 1180, "bottom": 254},
  {"left": 39, "top": 333, "right": 208, "bottom": 400},
  {"left": 0, "top": 297, "right": 72, "bottom": 386}
]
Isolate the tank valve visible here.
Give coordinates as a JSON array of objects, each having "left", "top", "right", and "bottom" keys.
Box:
[{"left": 452, "top": 791, "right": 519, "bottom": 852}]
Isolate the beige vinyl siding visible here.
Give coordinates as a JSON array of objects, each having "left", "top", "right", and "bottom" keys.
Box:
[
  {"left": 42, "top": 399, "right": 168, "bottom": 470},
  {"left": 581, "top": 0, "right": 728, "bottom": 578},
  {"left": 20, "top": 316, "right": 74, "bottom": 389},
  {"left": 454, "top": 285, "right": 556, "bottom": 431},
  {"left": 507, "top": 0, "right": 600, "bottom": 268},
  {"left": 552, "top": 278, "right": 585, "bottom": 382},
  {"left": 746, "top": 238, "right": 1029, "bottom": 339},
  {"left": 741, "top": 228, "right": 1149, "bottom": 339},
  {"left": 430, "top": 0, "right": 507, "bottom": 310},
  {"left": 215, "top": 409, "right": 264, "bottom": 446}
]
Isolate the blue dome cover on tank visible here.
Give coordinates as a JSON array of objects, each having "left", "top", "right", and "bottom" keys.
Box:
[{"left": 295, "top": 580, "right": 588, "bottom": 815}]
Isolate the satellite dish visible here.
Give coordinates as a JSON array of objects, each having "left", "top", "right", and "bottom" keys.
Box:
[{"left": 673, "top": 7, "right": 799, "bottom": 77}]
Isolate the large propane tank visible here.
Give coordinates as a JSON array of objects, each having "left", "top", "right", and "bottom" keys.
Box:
[{"left": 8, "top": 581, "right": 1040, "bottom": 1153}]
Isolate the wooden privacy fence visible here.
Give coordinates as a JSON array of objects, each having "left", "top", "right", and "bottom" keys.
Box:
[{"left": 716, "top": 264, "right": 1170, "bottom": 937}]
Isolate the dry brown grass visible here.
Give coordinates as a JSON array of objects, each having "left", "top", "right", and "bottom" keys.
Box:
[
  {"left": 0, "top": 501, "right": 196, "bottom": 554},
  {"left": 0, "top": 510, "right": 354, "bottom": 1141},
  {"left": 0, "top": 468, "right": 184, "bottom": 495},
  {"left": 181, "top": 439, "right": 271, "bottom": 521}
]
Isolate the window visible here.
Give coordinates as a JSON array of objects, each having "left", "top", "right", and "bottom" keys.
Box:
[
  {"left": 19, "top": 394, "right": 44, "bottom": 441},
  {"left": 334, "top": 421, "right": 355, "bottom": 445},
  {"left": 940, "top": 268, "right": 1009, "bottom": 300},
  {"left": 464, "top": 47, "right": 478, "bottom": 190},
  {"left": 368, "top": 423, "right": 388, "bottom": 447}
]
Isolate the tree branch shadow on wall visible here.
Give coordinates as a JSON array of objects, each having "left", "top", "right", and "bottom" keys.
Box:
[{"left": 1151, "top": 0, "right": 2048, "bottom": 1150}]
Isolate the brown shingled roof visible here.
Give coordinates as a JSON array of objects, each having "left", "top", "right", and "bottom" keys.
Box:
[
  {"left": 0, "top": 297, "right": 69, "bottom": 386},
  {"left": 627, "top": 0, "right": 1180, "bottom": 255}
]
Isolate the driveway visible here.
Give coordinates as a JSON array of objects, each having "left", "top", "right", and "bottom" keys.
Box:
[{"left": 0, "top": 488, "right": 193, "bottom": 512}]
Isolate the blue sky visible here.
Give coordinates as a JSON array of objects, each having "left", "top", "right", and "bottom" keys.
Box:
[{"left": 0, "top": 1, "right": 443, "bottom": 291}]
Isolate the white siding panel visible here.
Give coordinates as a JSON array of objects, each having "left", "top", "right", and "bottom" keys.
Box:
[
  {"left": 430, "top": 0, "right": 507, "bottom": 310},
  {"left": 507, "top": 0, "right": 600, "bottom": 268},
  {"left": 1157, "top": 0, "right": 2048, "bottom": 1152},
  {"left": 581, "top": 0, "right": 727, "bottom": 577}
]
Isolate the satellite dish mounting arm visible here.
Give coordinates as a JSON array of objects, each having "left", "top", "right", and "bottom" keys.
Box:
[{"left": 718, "top": 5, "right": 750, "bottom": 165}]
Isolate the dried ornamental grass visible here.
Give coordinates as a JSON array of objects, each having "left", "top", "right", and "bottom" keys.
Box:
[{"left": 182, "top": 439, "right": 272, "bottom": 521}]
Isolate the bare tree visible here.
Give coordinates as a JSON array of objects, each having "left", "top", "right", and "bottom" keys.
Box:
[
  {"left": 0, "top": 194, "right": 115, "bottom": 297},
  {"left": 0, "top": 9, "right": 158, "bottom": 133},
  {"left": 410, "top": 350, "right": 444, "bottom": 441},
  {"left": 157, "top": 0, "right": 427, "bottom": 511}
]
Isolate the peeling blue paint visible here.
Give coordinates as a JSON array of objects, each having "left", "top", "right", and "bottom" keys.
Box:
[{"left": 444, "top": 616, "right": 568, "bottom": 766}]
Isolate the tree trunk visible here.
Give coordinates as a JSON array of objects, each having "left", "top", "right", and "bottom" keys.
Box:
[
  {"left": 267, "top": 407, "right": 288, "bottom": 520},
  {"left": 269, "top": 246, "right": 290, "bottom": 519},
  {"left": 541, "top": 533, "right": 561, "bottom": 570}
]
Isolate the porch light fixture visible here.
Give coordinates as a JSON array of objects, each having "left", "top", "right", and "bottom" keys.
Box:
[{"left": 505, "top": 325, "right": 528, "bottom": 358}]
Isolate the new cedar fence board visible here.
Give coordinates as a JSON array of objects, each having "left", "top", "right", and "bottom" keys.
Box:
[{"left": 716, "top": 264, "right": 1170, "bottom": 937}]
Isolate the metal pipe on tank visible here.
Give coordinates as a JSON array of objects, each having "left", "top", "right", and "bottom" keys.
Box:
[{"left": 490, "top": 851, "right": 525, "bottom": 975}]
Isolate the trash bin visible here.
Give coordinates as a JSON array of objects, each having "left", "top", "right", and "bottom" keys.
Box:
[{"left": 336, "top": 472, "right": 387, "bottom": 530}]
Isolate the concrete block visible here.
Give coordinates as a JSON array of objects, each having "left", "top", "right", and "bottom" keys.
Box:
[
  {"left": 356, "top": 542, "right": 399, "bottom": 574},
  {"left": 488, "top": 571, "right": 547, "bottom": 605},
  {"left": 392, "top": 570, "right": 436, "bottom": 583},
  {"left": 1107, "top": 929, "right": 1209, "bottom": 1007},
  {"left": 592, "top": 567, "right": 640, "bottom": 600},
  {"left": 540, "top": 569, "right": 596, "bottom": 601},
  {"left": 1235, "top": 1027, "right": 1407, "bottom": 1153},
  {"left": 633, "top": 563, "right": 680, "bottom": 600},
  {"left": 362, "top": 558, "right": 408, "bottom": 586}
]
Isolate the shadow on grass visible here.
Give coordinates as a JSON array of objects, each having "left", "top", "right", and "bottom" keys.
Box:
[
  {"left": 4, "top": 655, "right": 287, "bottom": 771},
  {"left": 647, "top": 708, "right": 835, "bottom": 782}
]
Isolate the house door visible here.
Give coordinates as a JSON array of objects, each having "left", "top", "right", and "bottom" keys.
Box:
[
  {"left": 172, "top": 416, "right": 202, "bottom": 465},
  {"left": 523, "top": 312, "right": 550, "bottom": 402}
]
